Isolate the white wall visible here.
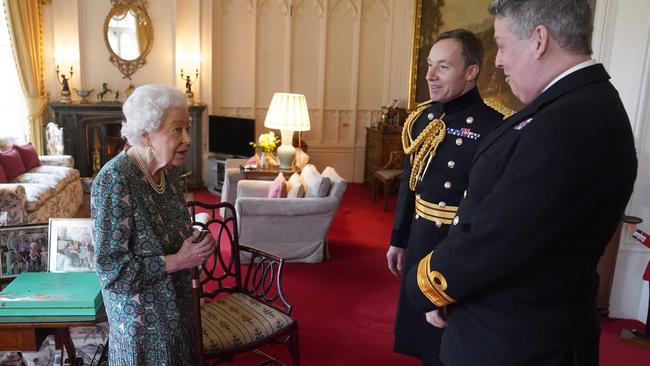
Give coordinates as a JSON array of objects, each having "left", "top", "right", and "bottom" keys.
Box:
[
  {"left": 593, "top": 0, "right": 650, "bottom": 322},
  {"left": 45, "top": 0, "right": 178, "bottom": 101}
]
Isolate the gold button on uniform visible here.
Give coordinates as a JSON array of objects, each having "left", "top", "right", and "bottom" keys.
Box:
[
  {"left": 444, "top": 181, "right": 452, "bottom": 189},
  {"left": 456, "top": 138, "right": 463, "bottom": 146},
  {"left": 448, "top": 161, "right": 456, "bottom": 169},
  {"left": 415, "top": 214, "right": 420, "bottom": 220},
  {"left": 463, "top": 190, "right": 467, "bottom": 198},
  {"left": 427, "top": 113, "right": 434, "bottom": 120},
  {"left": 452, "top": 216, "right": 459, "bottom": 225},
  {"left": 439, "top": 201, "right": 446, "bottom": 208},
  {"left": 435, "top": 221, "right": 442, "bottom": 228},
  {"left": 466, "top": 116, "right": 474, "bottom": 124}
]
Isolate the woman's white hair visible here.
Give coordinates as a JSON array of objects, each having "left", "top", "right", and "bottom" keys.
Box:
[{"left": 121, "top": 84, "right": 187, "bottom": 147}]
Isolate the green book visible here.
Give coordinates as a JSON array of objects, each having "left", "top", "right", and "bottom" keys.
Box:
[{"left": 0, "top": 272, "right": 103, "bottom": 317}]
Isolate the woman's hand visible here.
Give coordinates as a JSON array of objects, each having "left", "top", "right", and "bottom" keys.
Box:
[{"left": 165, "top": 230, "right": 215, "bottom": 272}]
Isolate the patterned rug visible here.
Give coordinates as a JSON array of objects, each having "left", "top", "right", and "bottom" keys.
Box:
[{"left": 0, "top": 322, "right": 108, "bottom": 366}]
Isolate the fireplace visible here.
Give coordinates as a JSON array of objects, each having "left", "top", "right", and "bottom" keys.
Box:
[{"left": 47, "top": 102, "right": 206, "bottom": 187}]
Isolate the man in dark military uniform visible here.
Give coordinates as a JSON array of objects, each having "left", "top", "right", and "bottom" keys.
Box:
[
  {"left": 405, "top": 1, "right": 638, "bottom": 365},
  {"left": 387, "top": 29, "right": 503, "bottom": 365}
]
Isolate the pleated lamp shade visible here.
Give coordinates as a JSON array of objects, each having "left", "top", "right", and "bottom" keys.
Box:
[{"left": 264, "top": 93, "right": 311, "bottom": 132}]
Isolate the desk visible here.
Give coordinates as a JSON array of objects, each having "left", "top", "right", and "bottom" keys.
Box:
[{"left": 0, "top": 309, "right": 107, "bottom": 366}]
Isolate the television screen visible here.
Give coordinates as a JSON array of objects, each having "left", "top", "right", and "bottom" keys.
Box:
[{"left": 208, "top": 115, "right": 256, "bottom": 157}]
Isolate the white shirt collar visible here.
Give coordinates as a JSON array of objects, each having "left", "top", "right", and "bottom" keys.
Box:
[{"left": 542, "top": 59, "right": 597, "bottom": 93}]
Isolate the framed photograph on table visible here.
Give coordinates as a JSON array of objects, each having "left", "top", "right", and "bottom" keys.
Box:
[
  {"left": 0, "top": 223, "right": 49, "bottom": 277},
  {"left": 48, "top": 218, "right": 95, "bottom": 272}
]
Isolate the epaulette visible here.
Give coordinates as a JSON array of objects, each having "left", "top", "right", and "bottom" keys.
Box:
[
  {"left": 416, "top": 99, "right": 434, "bottom": 108},
  {"left": 483, "top": 97, "right": 516, "bottom": 119}
]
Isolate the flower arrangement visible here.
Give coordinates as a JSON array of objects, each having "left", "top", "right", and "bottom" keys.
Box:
[{"left": 250, "top": 131, "right": 278, "bottom": 153}]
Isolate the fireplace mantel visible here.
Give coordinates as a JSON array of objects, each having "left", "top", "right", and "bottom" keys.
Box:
[{"left": 48, "top": 102, "right": 206, "bottom": 188}]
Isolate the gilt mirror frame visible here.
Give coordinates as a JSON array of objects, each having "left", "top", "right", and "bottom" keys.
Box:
[{"left": 103, "top": 0, "right": 154, "bottom": 80}]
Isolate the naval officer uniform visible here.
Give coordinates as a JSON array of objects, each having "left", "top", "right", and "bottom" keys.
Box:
[
  {"left": 406, "top": 63, "right": 637, "bottom": 365},
  {"left": 392, "top": 87, "right": 502, "bottom": 364}
]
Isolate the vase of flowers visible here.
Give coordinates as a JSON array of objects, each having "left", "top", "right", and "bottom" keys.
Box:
[{"left": 250, "top": 131, "right": 278, "bottom": 169}]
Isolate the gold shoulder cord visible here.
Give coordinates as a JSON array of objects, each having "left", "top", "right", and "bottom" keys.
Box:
[{"left": 402, "top": 105, "right": 446, "bottom": 191}]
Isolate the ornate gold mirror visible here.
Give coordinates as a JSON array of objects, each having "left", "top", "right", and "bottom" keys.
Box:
[{"left": 103, "top": 0, "right": 153, "bottom": 80}]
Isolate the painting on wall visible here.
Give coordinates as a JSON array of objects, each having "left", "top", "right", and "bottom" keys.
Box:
[{"left": 408, "top": 0, "right": 523, "bottom": 114}]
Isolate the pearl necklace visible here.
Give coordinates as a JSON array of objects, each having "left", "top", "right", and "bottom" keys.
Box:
[{"left": 133, "top": 149, "right": 166, "bottom": 194}]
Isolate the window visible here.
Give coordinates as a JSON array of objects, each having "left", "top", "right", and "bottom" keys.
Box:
[{"left": 0, "top": 6, "right": 28, "bottom": 142}]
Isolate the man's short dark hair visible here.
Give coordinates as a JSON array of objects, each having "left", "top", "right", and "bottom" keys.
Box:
[
  {"left": 433, "top": 29, "right": 485, "bottom": 74},
  {"left": 488, "top": 0, "right": 593, "bottom": 55}
]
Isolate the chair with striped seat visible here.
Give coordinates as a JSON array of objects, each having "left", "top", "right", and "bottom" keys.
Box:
[{"left": 187, "top": 201, "right": 299, "bottom": 366}]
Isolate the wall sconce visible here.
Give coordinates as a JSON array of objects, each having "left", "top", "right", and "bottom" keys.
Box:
[
  {"left": 179, "top": 67, "right": 199, "bottom": 104},
  {"left": 264, "top": 93, "right": 311, "bottom": 170},
  {"left": 55, "top": 64, "right": 74, "bottom": 103}
]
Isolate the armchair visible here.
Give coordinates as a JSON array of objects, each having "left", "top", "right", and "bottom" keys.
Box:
[
  {"left": 235, "top": 168, "right": 347, "bottom": 263},
  {"left": 187, "top": 201, "right": 299, "bottom": 365}
]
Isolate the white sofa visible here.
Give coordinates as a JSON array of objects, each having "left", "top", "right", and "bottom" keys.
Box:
[{"left": 0, "top": 139, "right": 82, "bottom": 226}]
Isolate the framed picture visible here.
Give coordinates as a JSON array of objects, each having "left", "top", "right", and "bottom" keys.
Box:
[
  {"left": 48, "top": 218, "right": 95, "bottom": 273},
  {"left": 408, "top": 0, "right": 523, "bottom": 113},
  {"left": 0, "top": 223, "right": 49, "bottom": 277}
]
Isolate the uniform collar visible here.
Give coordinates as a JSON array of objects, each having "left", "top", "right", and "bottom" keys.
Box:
[{"left": 432, "top": 86, "right": 482, "bottom": 115}]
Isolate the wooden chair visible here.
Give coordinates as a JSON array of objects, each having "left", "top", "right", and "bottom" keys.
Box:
[
  {"left": 187, "top": 201, "right": 299, "bottom": 365},
  {"left": 371, "top": 150, "right": 403, "bottom": 211}
]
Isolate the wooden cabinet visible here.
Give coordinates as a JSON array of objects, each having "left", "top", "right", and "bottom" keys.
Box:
[{"left": 364, "top": 127, "right": 402, "bottom": 183}]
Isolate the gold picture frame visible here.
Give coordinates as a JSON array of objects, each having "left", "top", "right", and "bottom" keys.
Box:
[{"left": 407, "top": 0, "right": 523, "bottom": 115}]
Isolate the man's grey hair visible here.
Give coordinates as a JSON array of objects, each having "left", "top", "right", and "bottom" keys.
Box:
[
  {"left": 488, "top": 0, "right": 593, "bottom": 55},
  {"left": 121, "top": 84, "right": 188, "bottom": 147}
]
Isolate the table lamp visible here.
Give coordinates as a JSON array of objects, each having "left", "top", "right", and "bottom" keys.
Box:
[{"left": 264, "top": 93, "right": 311, "bottom": 170}]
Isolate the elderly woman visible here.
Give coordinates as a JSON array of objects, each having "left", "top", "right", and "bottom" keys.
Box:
[{"left": 91, "top": 84, "right": 214, "bottom": 365}]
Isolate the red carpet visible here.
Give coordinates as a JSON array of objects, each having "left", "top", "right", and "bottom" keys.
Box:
[{"left": 192, "top": 184, "right": 650, "bottom": 365}]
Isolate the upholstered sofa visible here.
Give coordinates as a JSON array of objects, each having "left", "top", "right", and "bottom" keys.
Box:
[
  {"left": 235, "top": 167, "right": 347, "bottom": 263},
  {"left": 0, "top": 139, "right": 82, "bottom": 226}
]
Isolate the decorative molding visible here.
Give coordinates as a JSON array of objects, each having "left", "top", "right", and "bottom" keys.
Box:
[
  {"left": 220, "top": 0, "right": 253, "bottom": 14},
  {"left": 329, "top": 0, "right": 358, "bottom": 20},
  {"left": 257, "top": 0, "right": 290, "bottom": 16},
  {"left": 219, "top": 107, "right": 254, "bottom": 118},
  {"left": 362, "top": 0, "right": 390, "bottom": 20},
  {"left": 592, "top": 0, "right": 618, "bottom": 68}
]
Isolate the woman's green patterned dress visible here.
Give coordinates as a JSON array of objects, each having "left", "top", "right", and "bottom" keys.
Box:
[{"left": 91, "top": 151, "right": 198, "bottom": 365}]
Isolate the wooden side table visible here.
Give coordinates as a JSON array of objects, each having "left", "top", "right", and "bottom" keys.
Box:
[{"left": 364, "top": 127, "right": 402, "bottom": 183}]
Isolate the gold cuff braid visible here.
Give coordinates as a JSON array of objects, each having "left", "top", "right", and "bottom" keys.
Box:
[{"left": 416, "top": 252, "right": 456, "bottom": 307}]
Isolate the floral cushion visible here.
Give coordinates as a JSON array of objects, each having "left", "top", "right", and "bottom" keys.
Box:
[
  {"left": 28, "top": 165, "right": 80, "bottom": 184},
  {"left": 200, "top": 292, "right": 294, "bottom": 353},
  {"left": 0, "top": 147, "right": 27, "bottom": 182},
  {"left": 14, "top": 142, "right": 41, "bottom": 171}
]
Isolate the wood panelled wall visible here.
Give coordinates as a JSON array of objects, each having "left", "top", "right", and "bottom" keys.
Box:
[{"left": 211, "top": 0, "right": 397, "bottom": 181}]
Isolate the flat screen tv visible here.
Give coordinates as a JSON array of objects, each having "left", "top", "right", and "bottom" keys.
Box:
[{"left": 208, "top": 115, "right": 256, "bottom": 157}]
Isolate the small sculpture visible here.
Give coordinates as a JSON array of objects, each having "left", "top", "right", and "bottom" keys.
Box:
[
  {"left": 114, "top": 90, "right": 120, "bottom": 102},
  {"left": 125, "top": 83, "right": 135, "bottom": 97},
  {"left": 97, "top": 83, "right": 114, "bottom": 102},
  {"left": 180, "top": 68, "right": 199, "bottom": 104},
  {"left": 56, "top": 66, "right": 74, "bottom": 103},
  {"left": 73, "top": 88, "right": 94, "bottom": 104}
]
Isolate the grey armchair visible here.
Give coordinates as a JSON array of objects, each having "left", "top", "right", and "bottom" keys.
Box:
[{"left": 235, "top": 169, "right": 347, "bottom": 263}]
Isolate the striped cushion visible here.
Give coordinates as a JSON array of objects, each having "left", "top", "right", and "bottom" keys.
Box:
[{"left": 201, "top": 292, "right": 294, "bottom": 353}]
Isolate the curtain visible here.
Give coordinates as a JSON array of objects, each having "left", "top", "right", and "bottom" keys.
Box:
[{"left": 3, "top": 0, "right": 47, "bottom": 154}]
